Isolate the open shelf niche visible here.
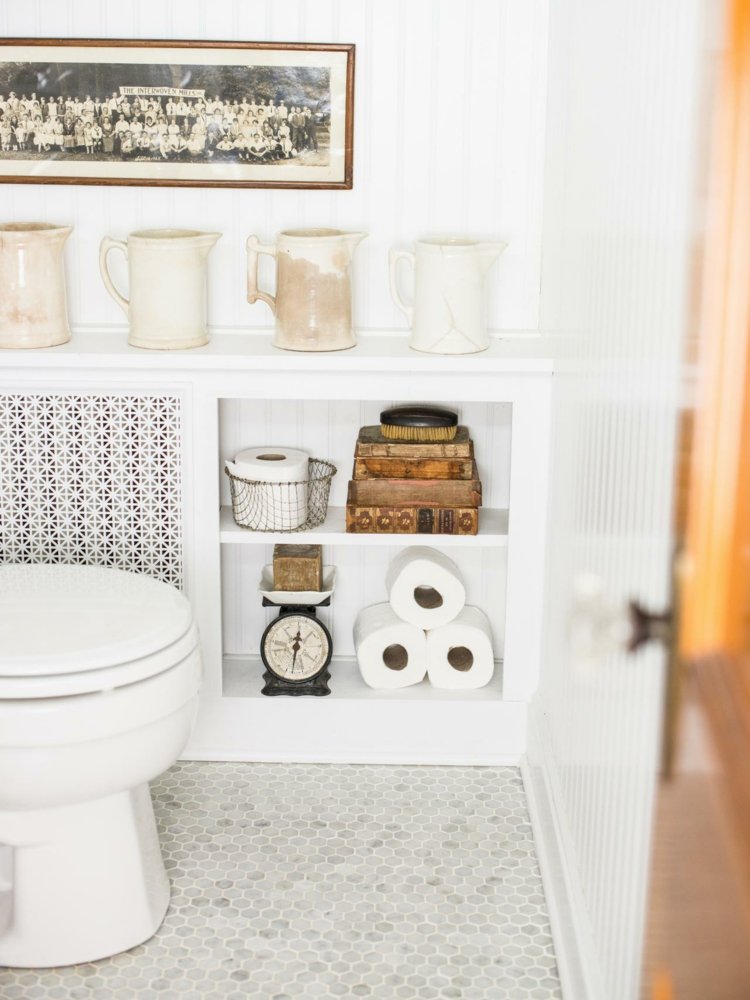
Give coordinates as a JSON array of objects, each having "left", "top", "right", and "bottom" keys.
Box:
[
  {"left": 217, "top": 397, "right": 511, "bottom": 709},
  {"left": 179, "top": 358, "right": 553, "bottom": 764}
]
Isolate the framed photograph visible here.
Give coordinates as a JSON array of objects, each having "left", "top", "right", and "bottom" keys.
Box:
[{"left": 0, "top": 39, "right": 354, "bottom": 189}]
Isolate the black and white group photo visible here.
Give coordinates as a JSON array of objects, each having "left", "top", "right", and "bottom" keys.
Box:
[{"left": 0, "top": 61, "right": 331, "bottom": 167}]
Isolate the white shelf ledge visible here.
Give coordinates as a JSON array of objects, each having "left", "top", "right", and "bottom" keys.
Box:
[
  {"left": 0, "top": 327, "right": 555, "bottom": 375},
  {"left": 219, "top": 505, "right": 509, "bottom": 547}
]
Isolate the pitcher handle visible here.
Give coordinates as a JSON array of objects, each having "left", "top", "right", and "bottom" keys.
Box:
[
  {"left": 99, "top": 237, "right": 129, "bottom": 316},
  {"left": 246, "top": 235, "right": 277, "bottom": 314},
  {"left": 389, "top": 248, "right": 415, "bottom": 324}
]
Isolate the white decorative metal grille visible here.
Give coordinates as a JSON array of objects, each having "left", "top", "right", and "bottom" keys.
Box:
[{"left": 0, "top": 394, "right": 182, "bottom": 587}]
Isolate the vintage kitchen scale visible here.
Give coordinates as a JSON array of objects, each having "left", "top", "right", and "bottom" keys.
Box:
[{"left": 258, "top": 545, "right": 334, "bottom": 697}]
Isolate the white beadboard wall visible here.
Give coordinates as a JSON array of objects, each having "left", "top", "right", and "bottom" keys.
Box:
[
  {"left": 0, "top": 0, "right": 548, "bottom": 333},
  {"left": 219, "top": 398, "right": 511, "bottom": 657},
  {"left": 222, "top": 545, "right": 508, "bottom": 662}
]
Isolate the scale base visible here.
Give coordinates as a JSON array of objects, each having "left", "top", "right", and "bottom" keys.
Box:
[{"left": 261, "top": 669, "right": 332, "bottom": 697}]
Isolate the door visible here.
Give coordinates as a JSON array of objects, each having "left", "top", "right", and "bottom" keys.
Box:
[
  {"left": 643, "top": 0, "right": 750, "bottom": 995},
  {"left": 526, "top": 1, "right": 712, "bottom": 999}
]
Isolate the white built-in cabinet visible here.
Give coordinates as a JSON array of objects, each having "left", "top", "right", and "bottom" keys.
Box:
[
  {"left": 0, "top": 0, "right": 551, "bottom": 765},
  {"left": 1, "top": 330, "right": 552, "bottom": 765}
]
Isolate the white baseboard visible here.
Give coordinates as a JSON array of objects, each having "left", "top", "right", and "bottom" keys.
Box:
[
  {"left": 522, "top": 706, "right": 606, "bottom": 1000},
  {"left": 181, "top": 748, "right": 522, "bottom": 766}
]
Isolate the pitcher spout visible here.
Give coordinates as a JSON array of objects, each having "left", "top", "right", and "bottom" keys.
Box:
[
  {"left": 478, "top": 241, "right": 507, "bottom": 272},
  {"left": 343, "top": 231, "right": 367, "bottom": 255},
  {"left": 200, "top": 232, "right": 222, "bottom": 249}
]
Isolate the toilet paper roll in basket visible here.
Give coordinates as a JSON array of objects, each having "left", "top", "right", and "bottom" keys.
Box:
[
  {"left": 353, "top": 603, "right": 428, "bottom": 689},
  {"left": 227, "top": 446, "right": 309, "bottom": 531},
  {"left": 385, "top": 546, "right": 466, "bottom": 629},
  {"left": 426, "top": 606, "right": 495, "bottom": 690}
]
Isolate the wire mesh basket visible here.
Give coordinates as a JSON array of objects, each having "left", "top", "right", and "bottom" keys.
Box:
[{"left": 225, "top": 458, "right": 337, "bottom": 532}]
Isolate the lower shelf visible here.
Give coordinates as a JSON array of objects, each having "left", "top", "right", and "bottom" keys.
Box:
[
  {"left": 182, "top": 656, "right": 527, "bottom": 765},
  {"left": 223, "top": 655, "right": 505, "bottom": 700}
]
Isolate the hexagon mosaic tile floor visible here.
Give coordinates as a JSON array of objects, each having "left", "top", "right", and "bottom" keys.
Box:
[{"left": 0, "top": 762, "right": 561, "bottom": 1000}]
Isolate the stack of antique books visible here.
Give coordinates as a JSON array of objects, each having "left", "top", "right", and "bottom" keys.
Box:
[{"left": 345, "top": 425, "right": 482, "bottom": 535}]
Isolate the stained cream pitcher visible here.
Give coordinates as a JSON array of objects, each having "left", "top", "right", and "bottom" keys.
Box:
[
  {"left": 0, "top": 223, "right": 72, "bottom": 349},
  {"left": 247, "top": 228, "right": 366, "bottom": 351},
  {"left": 100, "top": 228, "right": 221, "bottom": 350},
  {"left": 389, "top": 236, "right": 507, "bottom": 354}
]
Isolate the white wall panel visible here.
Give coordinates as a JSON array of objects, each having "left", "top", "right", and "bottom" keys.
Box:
[
  {"left": 217, "top": 399, "right": 511, "bottom": 509},
  {"left": 221, "top": 541, "right": 508, "bottom": 662},
  {"left": 0, "top": 0, "right": 547, "bottom": 332}
]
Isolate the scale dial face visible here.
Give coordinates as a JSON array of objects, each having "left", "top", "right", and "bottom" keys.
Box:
[{"left": 262, "top": 612, "right": 331, "bottom": 682}]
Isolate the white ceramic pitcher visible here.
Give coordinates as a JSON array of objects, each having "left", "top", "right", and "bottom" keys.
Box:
[
  {"left": 247, "top": 228, "right": 367, "bottom": 351},
  {"left": 100, "top": 228, "right": 221, "bottom": 350},
  {"left": 389, "top": 236, "right": 507, "bottom": 354},
  {"left": 0, "top": 223, "right": 72, "bottom": 349}
]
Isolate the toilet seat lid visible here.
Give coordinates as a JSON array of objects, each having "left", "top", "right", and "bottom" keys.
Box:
[{"left": 0, "top": 564, "right": 193, "bottom": 676}]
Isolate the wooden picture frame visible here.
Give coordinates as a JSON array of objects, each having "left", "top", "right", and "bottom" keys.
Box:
[{"left": 0, "top": 39, "right": 354, "bottom": 190}]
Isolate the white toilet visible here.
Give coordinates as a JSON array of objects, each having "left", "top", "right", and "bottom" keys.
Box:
[{"left": 0, "top": 563, "right": 202, "bottom": 968}]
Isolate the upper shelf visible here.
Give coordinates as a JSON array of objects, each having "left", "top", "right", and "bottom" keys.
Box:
[{"left": 0, "top": 327, "right": 556, "bottom": 375}]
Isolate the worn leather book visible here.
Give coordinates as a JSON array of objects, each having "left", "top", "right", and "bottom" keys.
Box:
[
  {"left": 347, "top": 463, "right": 482, "bottom": 507},
  {"left": 345, "top": 505, "right": 479, "bottom": 535},
  {"left": 353, "top": 455, "right": 475, "bottom": 480},
  {"left": 354, "top": 425, "right": 473, "bottom": 458}
]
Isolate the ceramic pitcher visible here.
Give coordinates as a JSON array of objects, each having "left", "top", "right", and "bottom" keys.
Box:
[
  {"left": 0, "top": 223, "right": 72, "bottom": 349},
  {"left": 100, "top": 228, "right": 221, "bottom": 350},
  {"left": 389, "top": 237, "right": 507, "bottom": 354},
  {"left": 247, "top": 228, "right": 367, "bottom": 351}
]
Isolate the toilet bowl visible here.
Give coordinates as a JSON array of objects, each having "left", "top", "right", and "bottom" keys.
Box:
[{"left": 0, "top": 564, "right": 202, "bottom": 968}]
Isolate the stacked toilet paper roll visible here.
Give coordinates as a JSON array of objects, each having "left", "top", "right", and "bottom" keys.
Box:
[
  {"left": 353, "top": 604, "right": 427, "bottom": 689},
  {"left": 226, "top": 446, "right": 309, "bottom": 531},
  {"left": 385, "top": 546, "right": 466, "bottom": 629},
  {"left": 354, "top": 546, "right": 495, "bottom": 690},
  {"left": 426, "top": 605, "right": 495, "bottom": 690}
]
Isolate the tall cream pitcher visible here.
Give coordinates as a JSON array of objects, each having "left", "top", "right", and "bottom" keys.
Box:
[
  {"left": 100, "top": 228, "right": 221, "bottom": 350},
  {"left": 0, "top": 223, "right": 72, "bottom": 349},
  {"left": 247, "top": 228, "right": 366, "bottom": 351}
]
